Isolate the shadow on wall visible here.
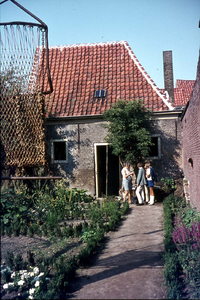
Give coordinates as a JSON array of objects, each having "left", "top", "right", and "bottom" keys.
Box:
[
  {"left": 45, "top": 126, "right": 92, "bottom": 182},
  {"left": 149, "top": 122, "right": 182, "bottom": 184}
]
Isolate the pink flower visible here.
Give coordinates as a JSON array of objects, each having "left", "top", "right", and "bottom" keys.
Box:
[{"left": 193, "top": 243, "right": 198, "bottom": 250}]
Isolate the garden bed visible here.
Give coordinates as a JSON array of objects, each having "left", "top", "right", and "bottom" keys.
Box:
[
  {"left": 163, "top": 193, "right": 200, "bottom": 299},
  {"left": 1, "top": 179, "right": 129, "bottom": 299}
]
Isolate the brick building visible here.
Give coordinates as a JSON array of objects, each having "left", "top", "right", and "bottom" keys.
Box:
[
  {"left": 43, "top": 41, "right": 194, "bottom": 197},
  {"left": 181, "top": 50, "right": 200, "bottom": 210}
]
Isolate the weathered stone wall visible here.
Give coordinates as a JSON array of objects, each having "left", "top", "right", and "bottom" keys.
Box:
[
  {"left": 45, "top": 120, "right": 108, "bottom": 196},
  {"left": 182, "top": 51, "right": 200, "bottom": 211},
  {"left": 46, "top": 113, "right": 183, "bottom": 196}
]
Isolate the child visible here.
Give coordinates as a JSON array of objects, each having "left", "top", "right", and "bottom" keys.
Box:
[
  {"left": 144, "top": 161, "right": 157, "bottom": 205},
  {"left": 136, "top": 162, "right": 147, "bottom": 205}
]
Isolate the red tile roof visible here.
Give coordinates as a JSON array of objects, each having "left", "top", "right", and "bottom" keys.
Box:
[
  {"left": 43, "top": 41, "right": 174, "bottom": 118},
  {"left": 174, "top": 80, "right": 195, "bottom": 106},
  {"left": 160, "top": 80, "right": 195, "bottom": 106}
]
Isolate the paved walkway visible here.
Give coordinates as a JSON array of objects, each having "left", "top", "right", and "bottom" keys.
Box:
[{"left": 68, "top": 203, "right": 166, "bottom": 299}]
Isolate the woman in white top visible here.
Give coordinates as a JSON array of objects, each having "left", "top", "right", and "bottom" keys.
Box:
[
  {"left": 122, "top": 162, "right": 134, "bottom": 203},
  {"left": 145, "top": 161, "right": 156, "bottom": 205}
]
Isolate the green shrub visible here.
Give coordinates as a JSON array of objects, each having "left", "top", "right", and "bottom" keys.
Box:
[
  {"left": 163, "top": 194, "right": 176, "bottom": 252},
  {"left": 161, "top": 177, "right": 177, "bottom": 193},
  {"left": 163, "top": 194, "right": 183, "bottom": 299},
  {"left": 63, "top": 225, "right": 74, "bottom": 237},
  {"left": 121, "top": 201, "right": 129, "bottom": 215}
]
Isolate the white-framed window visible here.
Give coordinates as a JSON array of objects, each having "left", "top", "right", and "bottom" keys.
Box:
[
  {"left": 51, "top": 140, "right": 68, "bottom": 163},
  {"left": 148, "top": 135, "right": 161, "bottom": 159},
  {"left": 94, "top": 89, "right": 107, "bottom": 98}
]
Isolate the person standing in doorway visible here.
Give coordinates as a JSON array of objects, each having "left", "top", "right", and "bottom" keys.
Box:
[
  {"left": 122, "top": 162, "right": 134, "bottom": 204},
  {"left": 145, "top": 161, "right": 157, "bottom": 205},
  {"left": 136, "top": 162, "right": 147, "bottom": 205}
]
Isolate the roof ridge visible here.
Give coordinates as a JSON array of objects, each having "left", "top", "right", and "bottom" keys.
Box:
[
  {"left": 49, "top": 40, "right": 126, "bottom": 49},
  {"left": 122, "top": 41, "right": 174, "bottom": 110},
  {"left": 176, "top": 79, "right": 195, "bottom": 81}
]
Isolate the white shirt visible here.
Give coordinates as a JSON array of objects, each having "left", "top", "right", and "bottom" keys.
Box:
[
  {"left": 146, "top": 167, "right": 152, "bottom": 181},
  {"left": 122, "top": 167, "right": 132, "bottom": 180}
]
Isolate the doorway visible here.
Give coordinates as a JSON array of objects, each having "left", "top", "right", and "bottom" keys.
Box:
[{"left": 94, "top": 143, "right": 119, "bottom": 197}]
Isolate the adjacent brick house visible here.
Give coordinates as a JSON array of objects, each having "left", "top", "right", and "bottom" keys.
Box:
[
  {"left": 43, "top": 41, "right": 193, "bottom": 197},
  {"left": 181, "top": 50, "right": 200, "bottom": 210}
]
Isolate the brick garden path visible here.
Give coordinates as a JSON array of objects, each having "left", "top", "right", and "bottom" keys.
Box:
[{"left": 67, "top": 203, "right": 166, "bottom": 299}]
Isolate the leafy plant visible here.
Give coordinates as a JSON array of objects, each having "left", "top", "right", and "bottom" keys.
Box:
[
  {"left": 103, "top": 99, "right": 153, "bottom": 164},
  {"left": 163, "top": 193, "right": 200, "bottom": 299},
  {"left": 81, "top": 229, "right": 97, "bottom": 243},
  {"left": 161, "top": 177, "right": 177, "bottom": 193}
]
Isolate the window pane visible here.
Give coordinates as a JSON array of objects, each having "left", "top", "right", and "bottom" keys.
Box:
[
  {"left": 95, "top": 90, "right": 100, "bottom": 97},
  {"left": 54, "top": 142, "right": 66, "bottom": 160}
]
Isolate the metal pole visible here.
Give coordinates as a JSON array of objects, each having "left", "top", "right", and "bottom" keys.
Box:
[{"left": 10, "top": 0, "right": 47, "bottom": 28}]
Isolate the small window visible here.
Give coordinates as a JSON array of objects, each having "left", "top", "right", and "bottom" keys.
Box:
[
  {"left": 94, "top": 89, "right": 107, "bottom": 98},
  {"left": 51, "top": 140, "right": 68, "bottom": 163},
  {"left": 148, "top": 136, "right": 161, "bottom": 159}
]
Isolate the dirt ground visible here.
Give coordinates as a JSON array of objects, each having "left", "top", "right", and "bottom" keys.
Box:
[{"left": 1, "top": 234, "right": 82, "bottom": 264}]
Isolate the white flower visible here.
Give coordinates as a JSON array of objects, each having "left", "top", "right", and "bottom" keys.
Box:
[
  {"left": 8, "top": 282, "right": 14, "bottom": 286},
  {"left": 29, "top": 288, "right": 35, "bottom": 295},
  {"left": 18, "top": 280, "right": 25, "bottom": 286},
  {"left": 38, "top": 272, "right": 44, "bottom": 277},
  {"left": 11, "top": 272, "right": 16, "bottom": 278},
  {"left": 24, "top": 273, "right": 29, "bottom": 279},
  {"left": 3, "top": 283, "right": 9, "bottom": 289},
  {"left": 33, "top": 267, "right": 39, "bottom": 274},
  {"left": 28, "top": 296, "right": 34, "bottom": 299},
  {"left": 35, "top": 280, "right": 40, "bottom": 287},
  {"left": 19, "top": 269, "right": 27, "bottom": 274},
  {"left": 29, "top": 272, "right": 35, "bottom": 277}
]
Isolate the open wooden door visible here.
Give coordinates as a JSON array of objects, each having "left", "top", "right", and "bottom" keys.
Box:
[{"left": 94, "top": 143, "right": 119, "bottom": 197}]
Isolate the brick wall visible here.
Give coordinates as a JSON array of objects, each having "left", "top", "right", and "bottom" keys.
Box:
[
  {"left": 150, "top": 113, "right": 182, "bottom": 181},
  {"left": 46, "top": 120, "right": 108, "bottom": 195},
  {"left": 46, "top": 112, "right": 183, "bottom": 197},
  {"left": 182, "top": 51, "right": 200, "bottom": 210},
  {"left": 163, "top": 51, "right": 174, "bottom": 103}
]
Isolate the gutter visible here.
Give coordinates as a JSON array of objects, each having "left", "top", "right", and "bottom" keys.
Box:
[
  {"left": 45, "top": 114, "right": 104, "bottom": 124},
  {"left": 45, "top": 109, "right": 183, "bottom": 125}
]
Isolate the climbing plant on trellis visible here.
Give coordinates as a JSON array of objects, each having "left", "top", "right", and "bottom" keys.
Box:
[{"left": 0, "top": 0, "right": 53, "bottom": 169}]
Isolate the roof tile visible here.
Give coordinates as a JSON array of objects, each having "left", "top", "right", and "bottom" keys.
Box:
[{"left": 43, "top": 41, "right": 175, "bottom": 117}]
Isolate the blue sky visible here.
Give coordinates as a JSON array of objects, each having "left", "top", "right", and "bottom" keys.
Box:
[{"left": 1, "top": 0, "right": 200, "bottom": 88}]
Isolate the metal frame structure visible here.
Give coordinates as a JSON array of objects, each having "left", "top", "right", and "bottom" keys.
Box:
[
  {"left": 0, "top": 0, "right": 53, "bottom": 94},
  {"left": 0, "top": 0, "right": 56, "bottom": 179}
]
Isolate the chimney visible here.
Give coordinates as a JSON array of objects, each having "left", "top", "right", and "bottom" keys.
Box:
[{"left": 163, "top": 50, "right": 174, "bottom": 103}]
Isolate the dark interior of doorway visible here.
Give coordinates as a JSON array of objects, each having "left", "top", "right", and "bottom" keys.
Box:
[{"left": 97, "top": 145, "right": 119, "bottom": 197}]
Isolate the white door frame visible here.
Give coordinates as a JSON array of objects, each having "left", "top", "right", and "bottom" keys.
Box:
[{"left": 94, "top": 143, "right": 109, "bottom": 197}]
